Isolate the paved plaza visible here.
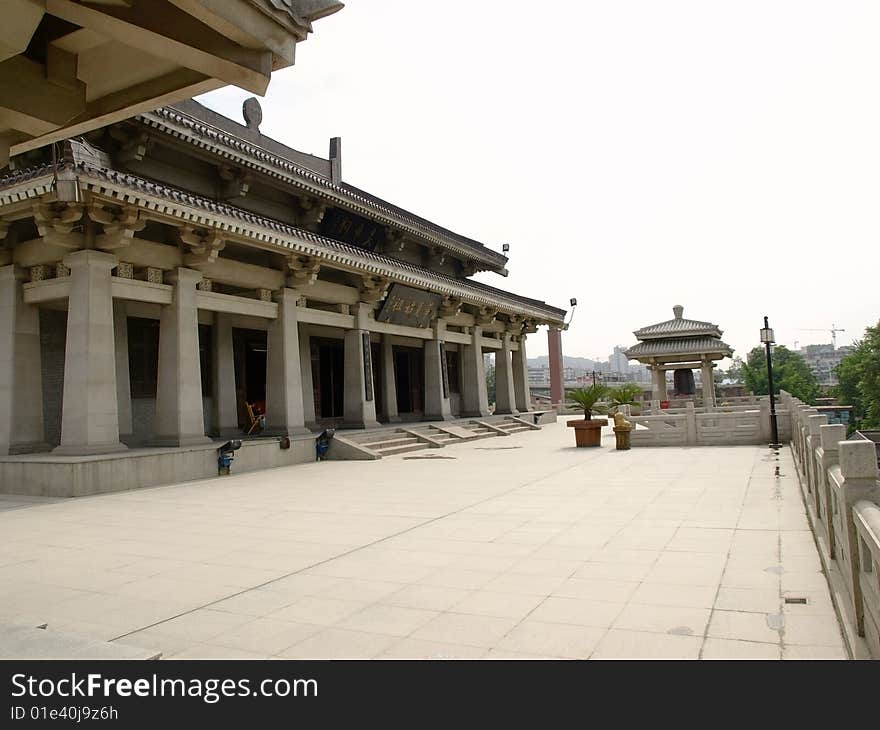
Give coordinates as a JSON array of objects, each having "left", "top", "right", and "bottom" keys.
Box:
[{"left": 0, "top": 419, "right": 846, "bottom": 659}]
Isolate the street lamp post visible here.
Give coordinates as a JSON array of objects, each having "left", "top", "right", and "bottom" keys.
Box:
[{"left": 760, "top": 315, "right": 780, "bottom": 448}]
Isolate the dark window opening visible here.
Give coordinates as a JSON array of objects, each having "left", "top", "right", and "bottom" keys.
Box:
[{"left": 128, "top": 317, "right": 159, "bottom": 398}]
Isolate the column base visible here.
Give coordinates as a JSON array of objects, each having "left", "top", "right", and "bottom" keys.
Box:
[
  {"left": 263, "top": 426, "right": 314, "bottom": 438},
  {"left": 52, "top": 442, "right": 129, "bottom": 456},
  {"left": 339, "top": 420, "right": 381, "bottom": 430},
  {"left": 384, "top": 415, "right": 402, "bottom": 423},
  {"left": 493, "top": 408, "right": 520, "bottom": 416},
  {"left": 460, "top": 409, "right": 491, "bottom": 418},
  {"left": 8, "top": 441, "right": 52, "bottom": 455},
  {"left": 424, "top": 414, "right": 454, "bottom": 422},
  {"left": 150, "top": 435, "right": 214, "bottom": 448}
]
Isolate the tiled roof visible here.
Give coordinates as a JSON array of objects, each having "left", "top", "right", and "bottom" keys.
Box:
[
  {"left": 0, "top": 155, "right": 565, "bottom": 324},
  {"left": 633, "top": 306, "right": 722, "bottom": 340},
  {"left": 625, "top": 337, "right": 733, "bottom": 359},
  {"left": 137, "top": 104, "right": 509, "bottom": 273}
]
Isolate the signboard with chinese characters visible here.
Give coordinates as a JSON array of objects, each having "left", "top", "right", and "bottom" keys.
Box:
[{"left": 376, "top": 284, "right": 441, "bottom": 329}]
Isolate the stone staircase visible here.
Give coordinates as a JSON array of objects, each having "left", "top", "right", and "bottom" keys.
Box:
[{"left": 342, "top": 415, "right": 542, "bottom": 459}]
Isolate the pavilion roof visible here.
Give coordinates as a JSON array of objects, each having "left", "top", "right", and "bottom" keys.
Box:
[
  {"left": 625, "top": 337, "right": 733, "bottom": 360},
  {"left": 633, "top": 305, "right": 723, "bottom": 340}
]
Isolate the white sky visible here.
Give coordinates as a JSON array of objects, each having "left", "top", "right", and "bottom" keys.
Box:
[{"left": 198, "top": 0, "right": 880, "bottom": 363}]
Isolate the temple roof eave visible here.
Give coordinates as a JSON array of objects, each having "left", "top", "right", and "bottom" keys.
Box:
[
  {"left": 0, "top": 163, "right": 566, "bottom": 328},
  {"left": 624, "top": 337, "right": 734, "bottom": 362},
  {"left": 134, "top": 106, "right": 510, "bottom": 275}
]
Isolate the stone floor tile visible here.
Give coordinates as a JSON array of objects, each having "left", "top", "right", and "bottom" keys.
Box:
[
  {"left": 590, "top": 629, "right": 702, "bottom": 659},
  {"left": 380, "top": 638, "right": 488, "bottom": 659},
  {"left": 409, "top": 613, "right": 519, "bottom": 648},
  {"left": 268, "top": 596, "right": 368, "bottom": 626},
  {"left": 551, "top": 577, "right": 640, "bottom": 604},
  {"left": 701, "top": 638, "right": 781, "bottom": 659},
  {"left": 630, "top": 582, "right": 718, "bottom": 609},
  {"left": 706, "top": 609, "right": 781, "bottom": 644},
  {"left": 494, "top": 620, "right": 606, "bottom": 659},
  {"left": 211, "top": 618, "right": 323, "bottom": 654},
  {"left": 782, "top": 614, "right": 846, "bottom": 647},
  {"left": 714, "top": 587, "right": 781, "bottom": 613},
  {"left": 782, "top": 644, "right": 848, "bottom": 660},
  {"left": 450, "top": 591, "right": 544, "bottom": 620},
  {"left": 277, "top": 628, "right": 397, "bottom": 659},
  {"left": 612, "top": 603, "right": 711, "bottom": 636},
  {"left": 336, "top": 604, "right": 439, "bottom": 637}
]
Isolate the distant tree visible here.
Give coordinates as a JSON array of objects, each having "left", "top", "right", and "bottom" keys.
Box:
[
  {"left": 742, "top": 345, "right": 820, "bottom": 403},
  {"left": 835, "top": 321, "right": 880, "bottom": 432},
  {"left": 719, "top": 357, "right": 744, "bottom": 383},
  {"left": 485, "top": 365, "right": 496, "bottom": 406}
]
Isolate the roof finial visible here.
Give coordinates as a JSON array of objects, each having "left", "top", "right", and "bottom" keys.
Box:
[
  {"left": 242, "top": 97, "right": 262, "bottom": 132},
  {"left": 673, "top": 304, "right": 683, "bottom": 319}
]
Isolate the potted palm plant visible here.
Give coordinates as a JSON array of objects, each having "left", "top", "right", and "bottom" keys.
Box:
[
  {"left": 607, "top": 383, "right": 644, "bottom": 416},
  {"left": 565, "top": 384, "right": 610, "bottom": 447}
]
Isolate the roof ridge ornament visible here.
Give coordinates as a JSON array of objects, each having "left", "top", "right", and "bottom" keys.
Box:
[
  {"left": 242, "top": 97, "right": 263, "bottom": 133},
  {"left": 673, "top": 304, "right": 683, "bottom": 319}
]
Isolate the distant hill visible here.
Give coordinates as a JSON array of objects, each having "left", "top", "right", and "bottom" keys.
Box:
[{"left": 528, "top": 355, "right": 600, "bottom": 370}]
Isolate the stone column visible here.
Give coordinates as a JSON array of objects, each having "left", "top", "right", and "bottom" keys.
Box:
[
  {"left": 343, "top": 302, "right": 379, "bottom": 429},
  {"left": 299, "top": 325, "right": 316, "bottom": 427},
  {"left": 381, "top": 334, "right": 400, "bottom": 423},
  {"left": 0, "top": 266, "right": 47, "bottom": 455},
  {"left": 212, "top": 312, "right": 239, "bottom": 438},
  {"left": 265, "top": 288, "right": 310, "bottom": 436},
  {"left": 547, "top": 326, "right": 564, "bottom": 407},
  {"left": 153, "top": 267, "right": 211, "bottom": 447},
  {"left": 113, "top": 301, "right": 133, "bottom": 443},
  {"left": 461, "top": 325, "right": 490, "bottom": 417},
  {"left": 54, "top": 250, "right": 126, "bottom": 455},
  {"left": 701, "top": 361, "right": 715, "bottom": 409},
  {"left": 424, "top": 319, "right": 452, "bottom": 421},
  {"left": 653, "top": 366, "right": 668, "bottom": 401},
  {"left": 512, "top": 334, "right": 531, "bottom": 413},
  {"left": 494, "top": 332, "right": 518, "bottom": 415}
]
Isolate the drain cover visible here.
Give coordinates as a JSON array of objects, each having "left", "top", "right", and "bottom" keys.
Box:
[{"left": 784, "top": 597, "right": 808, "bottom": 605}]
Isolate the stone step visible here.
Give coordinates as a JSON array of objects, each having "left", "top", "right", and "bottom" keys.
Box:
[
  {"left": 375, "top": 443, "right": 430, "bottom": 456},
  {"left": 360, "top": 436, "right": 420, "bottom": 450}
]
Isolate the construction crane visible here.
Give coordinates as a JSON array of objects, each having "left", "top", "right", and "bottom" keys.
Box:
[{"left": 794, "top": 324, "right": 846, "bottom": 350}]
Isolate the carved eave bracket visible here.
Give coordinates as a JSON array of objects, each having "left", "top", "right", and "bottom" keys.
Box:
[
  {"left": 439, "top": 295, "right": 462, "bottom": 319},
  {"left": 425, "top": 246, "right": 447, "bottom": 268},
  {"left": 287, "top": 254, "right": 321, "bottom": 286},
  {"left": 109, "top": 128, "right": 152, "bottom": 164},
  {"left": 219, "top": 165, "right": 251, "bottom": 200},
  {"left": 90, "top": 202, "right": 146, "bottom": 250},
  {"left": 522, "top": 318, "right": 539, "bottom": 335},
  {"left": 506, "top": 314, "right": 524, "bottom": 334},
  {"left": 359, "top": 274, "right": 391, "bottom": 303},
  {"left": 381, "top": 229, "right": 406, "bottom": 254},
  {"left": 475, "top": 306, "right": 498, "bottom": 327},
  {"left": 296, "top": 197, "right": 328, "bottom": 231},
  {"left": 179, "top": 225, "right": 225, "bottom": 263},
  {"left": 33, "top": 201, "right": 84, "bottom": 248}
]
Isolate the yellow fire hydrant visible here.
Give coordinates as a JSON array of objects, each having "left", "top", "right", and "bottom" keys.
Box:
[{"left": 613, "top": 411, "right": 633, "bottom": 450}]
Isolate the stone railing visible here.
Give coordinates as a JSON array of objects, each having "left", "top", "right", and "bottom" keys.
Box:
[
  {"left": 628, "top": 398, "right": 790, "bottom": 447},
  {"left": 781, "top": 389, "right": 880, "bottom": 659}
]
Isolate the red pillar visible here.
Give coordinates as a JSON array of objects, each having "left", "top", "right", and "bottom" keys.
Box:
[{"left": 548, "top": 326, "right": 564, "bottom": 408}]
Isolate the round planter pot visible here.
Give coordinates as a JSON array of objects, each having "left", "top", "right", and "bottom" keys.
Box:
[{"left": 566, "top": 418, "right": 608, "bottom": 447}]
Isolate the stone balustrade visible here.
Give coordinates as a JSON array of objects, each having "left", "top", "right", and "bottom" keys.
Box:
[
  {"left": 629, "top": 397, "right": 790, "bottom": 447},
  {"left": 781, "top": 389, "right": 880, "bottom": 659}
]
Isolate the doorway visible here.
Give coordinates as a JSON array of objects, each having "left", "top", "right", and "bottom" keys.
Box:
[
  {"left": 311, "top": 337, "right": 344, "bottom": 421},
  {"left": 393, "top": 345, "right": 423, "bottom": 415}
]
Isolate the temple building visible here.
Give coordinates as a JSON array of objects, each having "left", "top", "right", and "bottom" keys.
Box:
[
  {"left": 0, "top": 98, "right": 566, "bottom": 494},
  {"left": 625, "top": 305, "right": 733, "bottom": 406}
]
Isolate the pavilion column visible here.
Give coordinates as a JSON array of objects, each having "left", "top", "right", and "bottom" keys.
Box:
[
  {"left": 54, "top": 250, "right": 127, "bottom": 455},
  {"left": 212, "top": 312, "right": 239, "bottom": 437},
  {"left": 494, "top": 332, "right": 518, "bottom": 415},
  {"left": 512, "top": 334, "right": 531, "bottom": 413},
  {"left": 266, "top": 288, "right": 310, "bottom": 436},
  {"left": 461, "top": 325, "right": 490, "bottom": 417},
  {"left": 653, "top": 365, "right": 668, "bottom": 401},
  {"left": 381, "top": 334, "right": 400, "bottom": 423},
  {"left": 424, "top": 319, "right": 452, "bottom": 421},
  {"left": 0, "top": 265, "right": 47, "bottom": 455},
  {"left": 299, "top": 325, "right": 316, "bottom": 427},
  {"left": 548, "top": 326, "right": 564, "bottom": 408},
  {"left": 153, "top": 267, "right": 211, "bottom": 447},
  {"left": 702, "top": 361, "right": 715, "bottom": 409},
  {"left": 113, "top": 301, "right": 133, "bottom": 443},
  {"left": 343, "top": 302, "right": 379, "bottom": 429}
]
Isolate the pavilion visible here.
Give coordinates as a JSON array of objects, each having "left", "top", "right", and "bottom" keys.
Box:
[{"left": 625, "top": 305, "right": 733, "bottom": 407}]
